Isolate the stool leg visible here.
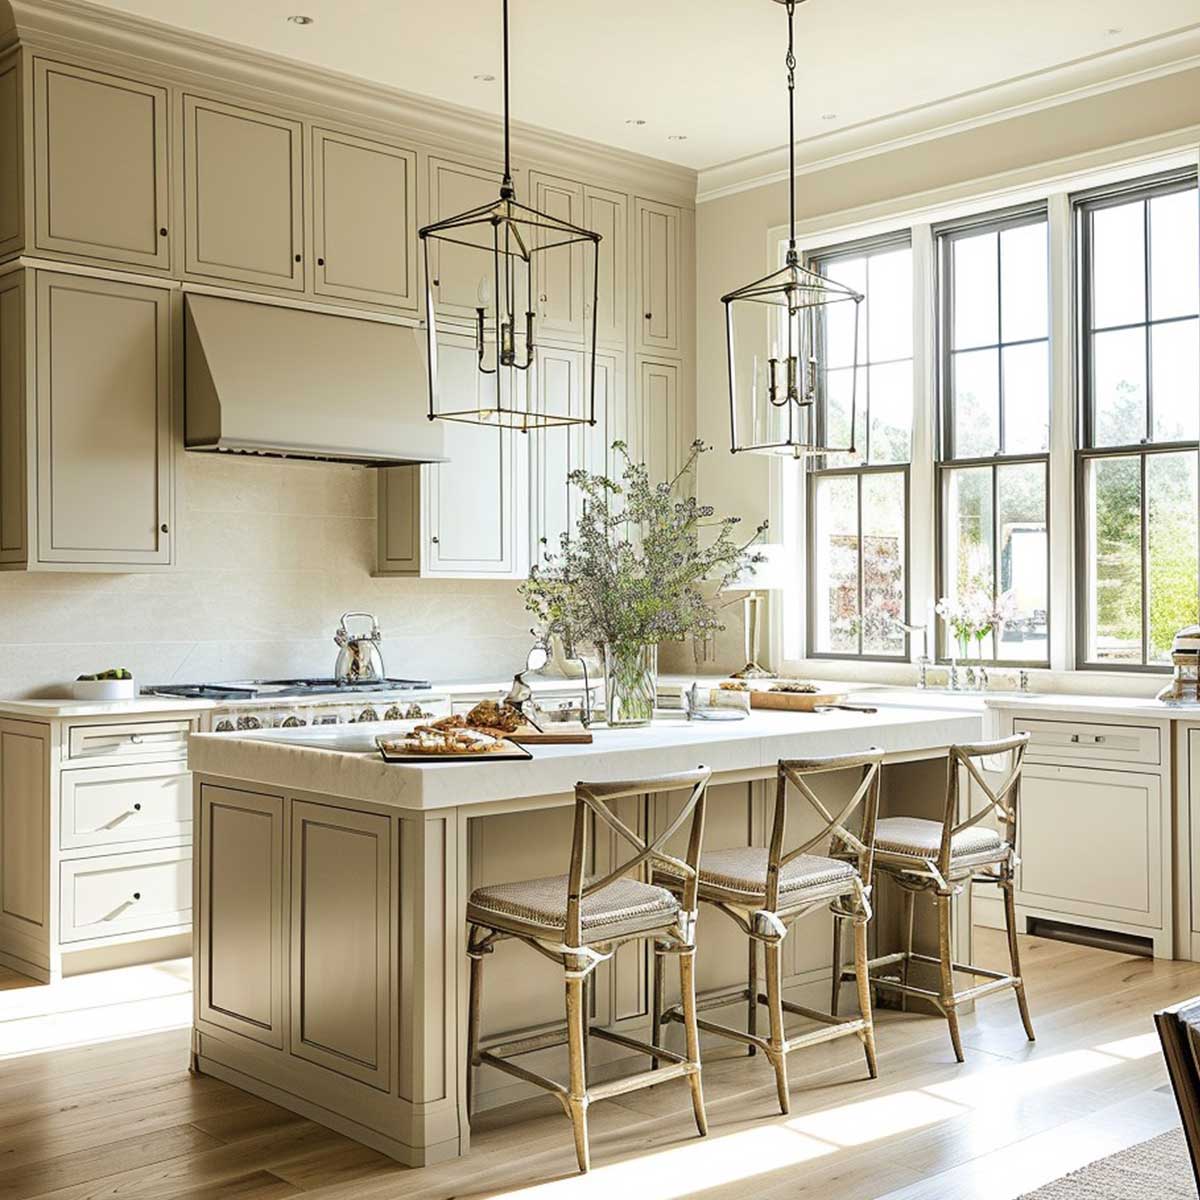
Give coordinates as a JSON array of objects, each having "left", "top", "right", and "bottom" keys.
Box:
[
  {"left": 581, "top": 973, "right": 591, "bottom": 1078},
  {"left": 900, "top": 886, "right": 915, "bottom": 1015},
  {"left": 936, "top": 893, "right": 964, "bottom": 1063},
  {"left": 565, "top": 973, "right": 590, "bottom": 1172},
  {"left": 678, "top": 945, "right": 708, "bottom": 1137},
  {"left": 830, "top": 914, "right": 843, "bottom": 1017},
  {"left": 764, "top": 938, "right": 790, "bottom": 1114},
  {"left": 853, "top": 916, "right": 878, "bottom": 1079},
  {"left": 651, "top": 941, "right": 665, "bottom": 1069},
  {"left": 747, "top": 936, "right": 758, "bottom": 1056},
  {"left": 1002, "top": 877, "right": 1036, "bottom": 1043},
  {"left": 466, "top": 933, "right": 484, "bottom": 1118}
]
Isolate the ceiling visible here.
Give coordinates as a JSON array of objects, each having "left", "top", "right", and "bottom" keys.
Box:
[{"left": 84, "top": 0, "right": 1200, "bottom": 172}]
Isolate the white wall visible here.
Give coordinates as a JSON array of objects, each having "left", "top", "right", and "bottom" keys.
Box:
[{"left": 0, "top": 453, "right": 533, "bottom": 697}]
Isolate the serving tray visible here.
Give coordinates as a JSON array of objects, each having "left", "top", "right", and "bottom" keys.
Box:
[{"left": 376, "top": 736, "right": 532, "bottom": 763}]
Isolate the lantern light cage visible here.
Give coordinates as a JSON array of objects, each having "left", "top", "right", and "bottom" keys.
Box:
[{"left": 418, "top": 0, "right": 601, "bottom": 432}]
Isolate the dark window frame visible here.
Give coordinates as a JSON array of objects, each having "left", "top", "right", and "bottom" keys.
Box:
[
  {"left": 1074, "top": 169, "right": 1200, "bottom": 671},
  {"left": 935, "top": 204, "right": 1053, "bottom": 666}
]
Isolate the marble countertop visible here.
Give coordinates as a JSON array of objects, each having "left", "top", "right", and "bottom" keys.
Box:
[
  {"left": 188, "top": 704, "right": 984, "bottom": 812},
  {"left": 0, "top": 696, "right": 218, "bottom": 718}
]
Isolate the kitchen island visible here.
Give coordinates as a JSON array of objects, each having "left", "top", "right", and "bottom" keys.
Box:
[{"left": 187, "top": 704, "right": 983, "bottom": 1166}]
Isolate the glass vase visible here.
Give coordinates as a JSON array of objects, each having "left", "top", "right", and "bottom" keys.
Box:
[{"left": 604, "top": 643, "right": 657, "bottom": 728}]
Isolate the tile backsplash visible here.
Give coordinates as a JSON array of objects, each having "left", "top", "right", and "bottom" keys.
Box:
[{"left": 0, "top": 454, "right": 535, "bottom": 698}]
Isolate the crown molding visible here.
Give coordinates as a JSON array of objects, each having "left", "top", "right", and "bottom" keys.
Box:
[
  {"left": 0, "top": 0, "right": 698, "bottom": 206},
  {"left": 697, "top": 23, "right": 1200, "bottom": 204}
]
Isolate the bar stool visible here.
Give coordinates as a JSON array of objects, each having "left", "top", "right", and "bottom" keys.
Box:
[
  {"left": 834, "top": 733, "right": 1034, "bottom": 1062},
  {"left": 465, "top": 767, "right": 711, "bottom": 1174},
  {"left": 654, "top": 749, "right": 883, "bottom": 1115}
]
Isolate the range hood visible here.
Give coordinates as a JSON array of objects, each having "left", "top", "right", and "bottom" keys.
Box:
[{"left": 184, "top": 294, "right": 446, "bottom": 466}]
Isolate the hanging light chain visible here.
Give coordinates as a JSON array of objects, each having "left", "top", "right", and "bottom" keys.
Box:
[
  {"left": 785, "top": 0, "right": 797, "bottom": 264},
  {"left": 501, "top": 0, "right": 514, "bottom": 198}
]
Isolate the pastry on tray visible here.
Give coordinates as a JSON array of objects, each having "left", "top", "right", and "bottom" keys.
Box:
[
  {"left": 380, "top": 724, "right": 512, "bottom": 757},
  {"left": 466, "top": 699, "right": 523, "bottom": 733},
  {"left": 768, "top": 680, "right": 820, "bottom": 694}
]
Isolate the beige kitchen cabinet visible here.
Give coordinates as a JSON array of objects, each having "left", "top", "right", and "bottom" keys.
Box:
[
  {"left": 312, "top": 127, "right": 417, "bottom": 311},
  {"left": 0, "top": 268, "right": 174, "bottom": 571},
  {"left": 0, "top": 706, "right": 203, "bottom": 982},
  {"left": 1181, "top": 724, "right": 1200, "bottom": 961},
  {"left": 0, "top": 53, "right": 25, "bottom": 259},
  {"left": 183, "top": 94, "right": 304, "bottom": 291},
  {"left": 33, "top": 59, "right": 170, "bottom": 271},
  {"left": 634, "top": 196, "right": 681, "bottom": 354},
  {"left": 425, "top": 155, "right": 512, "bottom": 321},
  {"left": 586, "top": 184, "right": 628, "bottom": 348},
  {"left": 630, "top": 356, "right": 684, "bottom": 483},
  {"left": 528, "top": 347, "right": 621, "bottom": 563},
  {"left": 376, "top": 330, "right": 524, "bottom": 579},
  {"left": 995, "top": 709, "right": 1174, "bottom": 958},
  {"left": 531, "top": 172, "right": 586, "bottom": 343}
]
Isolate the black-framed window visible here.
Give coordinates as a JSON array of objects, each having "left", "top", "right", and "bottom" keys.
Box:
[
  {"left": 807, "top": 234, "right": 912, "bottom": 659},
  {"left": 936, "top": 207, "right": 1051, "bottom": 665},
  {"left": 1076, "top": 171, "right": 1199, "bottom": 669}
]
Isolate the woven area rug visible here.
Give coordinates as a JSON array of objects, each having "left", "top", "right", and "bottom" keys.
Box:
[{"left": 1018, "top": 1128, "right": 1195, "bottom": 1198}]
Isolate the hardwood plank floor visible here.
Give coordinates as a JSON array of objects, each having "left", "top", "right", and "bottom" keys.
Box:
[{"left": 0, "top": 930, "right": 1195, "bottom": 1200}]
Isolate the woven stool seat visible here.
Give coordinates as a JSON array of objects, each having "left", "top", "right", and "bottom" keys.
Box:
[
  {"left": 657, "top": 848, "right": 858, "bottom": 907},
  {"left": 874, "top": 816, "right": 1007, "bottom": 869}
]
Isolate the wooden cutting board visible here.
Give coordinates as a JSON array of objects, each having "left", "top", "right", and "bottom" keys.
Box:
[{"left": 749, "top": 690, "right": 848, "bottom": 712}]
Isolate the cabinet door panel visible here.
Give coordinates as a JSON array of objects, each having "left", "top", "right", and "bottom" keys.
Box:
[
  {"left": 184, "top": 95, "right": 303, "bottom": 290},
  {"left": 34, "top": 60, "right": 168, "bottom": 269},
  {"left": 426, "top": 156, "right": 506, "bottom": 320},
  {"left": 0, "top": 58, "right": 22, "bottom": 258},
  {"left": 585, "top": 186, "right": 627, "bottom": 348},
  {"left": 636, "top": 198, "right": 679, "bottom": 353},
  {"left": 313, "top": 128, "right": 417, "bottom": 310},
  {"left": 634, "top": 358, "right": 682, "bottom": 484},
  {"left": 291, "top": 801, "right": 392, "bottom": 1090},
  {"left": 532, "top": 173, "right": 584, "bottom": 342},
  {"left": 376, "top": 465, "right": 420, "bottom": 575},
  {"left": 0, "top": 720, "right": 48, "bottom": 934},
  {"left": 1017, "top": 763, "right": 1160, "bottom": 926},
  {"left": 35, "top": 273, "right": 171, "bottom": 565},
  {"left": 0, "top": 273, "right": 25, "bottom": 565},
  {"left": 198, "top": 785, "right": 284, "bottom": 1047},
  {"left": 425, "top": 334, "right": 519, "bottom": 576}
]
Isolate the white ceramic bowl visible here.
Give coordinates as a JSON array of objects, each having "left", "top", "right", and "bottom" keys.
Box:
[{"left": 71, "top": 678, "right": 137, "bottom": 700}]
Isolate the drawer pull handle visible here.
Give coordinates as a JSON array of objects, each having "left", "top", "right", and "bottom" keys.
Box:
[
  {"left": 129, "top": 734, "right": 143, "bottom": 744},
  {"left": 133, "top": 803, "right": 142, "bottom": 812},
  {"left": 132, "top": 892, "right": 141, "bottom": 901},
  {"left": 1069, "top": 734, "right": 1106, "bottom": 744}
]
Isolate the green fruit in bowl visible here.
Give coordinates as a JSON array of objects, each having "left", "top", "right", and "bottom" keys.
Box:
[{"left": 77, "top": 668, "right": 133, "bottom": 681}]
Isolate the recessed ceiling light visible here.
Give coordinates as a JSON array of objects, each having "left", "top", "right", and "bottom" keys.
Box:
[
  {"left": 821, "top": 112, "right": 838, "bottom": 121},
  {"left": 286, "top": 14, "right": 314, "bottom": 24},
  {"left": 668, "top": 134, "right": 688, "bottom": 141},
  {"left": 625, "top": 119, "right": 646, "bottom": 126},
  {"left": 473, "top": 73, "right": 496, "bottom": 82},
  {"left": 1105, "top": 26, "right": 1122, "bottom": 35}
]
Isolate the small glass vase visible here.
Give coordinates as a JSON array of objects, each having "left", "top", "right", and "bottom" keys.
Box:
[{"left": 604, "top": 643, "right": 657, "bottom": 728}]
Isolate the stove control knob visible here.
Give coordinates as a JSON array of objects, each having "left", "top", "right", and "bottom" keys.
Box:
[
  {"left": 358, "top": 706, "right": 379, "bottom": 724},
  {"left": 237, "top": 715, "right": 262, "bottom": 731},
  {"left": 384, "top": 705, "right": 402, "bottom": 721},
  {"left": 215, "top": 719, "right": 234, "bottom": 732},
  {"left": 282, "top": 715, "right": 307, "bottom": 728}
]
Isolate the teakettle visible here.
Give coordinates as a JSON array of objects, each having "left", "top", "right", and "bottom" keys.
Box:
[{"left": 333, "top": 612, "right": 385, "bottom": 683}]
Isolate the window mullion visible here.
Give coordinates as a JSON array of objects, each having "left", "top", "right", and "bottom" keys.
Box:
[
  {"left": 856, "top": 474, "right": 865, "bottom": 656},
  {"left": 909, "top": 223, "right": 937, "bottom": 666},
  {"left": 1140, "top": 452, "right": 1150, "bottom": 665}
]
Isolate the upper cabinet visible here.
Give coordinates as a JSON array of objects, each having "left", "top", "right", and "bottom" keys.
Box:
[
  {"left": 531, "top": 172, "right": 585, "bottom": 343},
  {"left": 425, "top": 156, "right": 509, "bottom": 321},
  {"left": 585, "top": 185, "right": 627, "bottom": 348},
  {"left": 0, "top": 268, "right": 173, "bottom": 571},
  {"left": 183, "top": 95, "right": 304, "bottom": 292},
  {"left": 33, "top": 60, "right": 170, "bottom": 271},
  {"left": 0, "top": 57, "right": 23, "bottom": 259},
  {"left": 312, "top": 128, "right": 417, "bottom": 312},
  {"left": 635, "top": 197, "right": 680, "bottom": 354}
]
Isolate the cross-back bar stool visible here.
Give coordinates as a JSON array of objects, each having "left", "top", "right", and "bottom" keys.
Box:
[
  {"left": 654, "top": 748, "right": 883, "bottom": 1114},
  {"left": 834, "top": 732, "right": 1034, "bottom": 1062},
  {"left": 465, "top": 766, "right": 711, "bottom": 1173}
]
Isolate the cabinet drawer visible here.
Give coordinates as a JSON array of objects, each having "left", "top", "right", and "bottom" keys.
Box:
[
  {"left": 1012, "top": 717, "right": 1160, "bottom": 766},
  {"left": 60, "top": 762, "right": 191, "bottom": 850},
  {"left": 67, "top": 719, "right": 190, "bottom": 763},
  {"left": 59, "top": 847, "right": 191, "bottom": 943}
]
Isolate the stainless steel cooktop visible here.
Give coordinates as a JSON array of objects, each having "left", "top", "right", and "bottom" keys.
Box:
[{"left": 145, "top": 677, "right": 432, "bottom": 701}]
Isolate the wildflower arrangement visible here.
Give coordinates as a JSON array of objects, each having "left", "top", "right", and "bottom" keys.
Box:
[
  {"left": 520, "top": 439, "right": 767, "bottom": 655},
  {"left": 936, "top": 590, "right": 1017, "bottom": 654}
]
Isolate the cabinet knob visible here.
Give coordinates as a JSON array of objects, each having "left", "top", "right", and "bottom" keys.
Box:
[
  {"left": 432, "top": 278, "right": 440, "bottom": 287},
  {"left": 539, "top": 293, "right": 547, "bottom": 302},
  {"left": 160, "top": 523, "right": 169, "bottom": 534},
  {"left": 129, "top": 734, "right": 143, "bottom": 744},
  {"left": 159, "top": 227, "right": 168, "bottom": 237},
  {"left": 295, "top": 253, "right": 302, "bottom": 263},
  {"left": 317, "top": 257, "right": 325, "bottom": 266},
  {"left": 431, "top": 535, "right": 439, "bottom": 544},
  {"left": 132, "top": 892, "right": 141, "bottom": 901},
  {"left": 644, "top": 312, "right": 652, "bottom": 319},
  {"left": 133, "top": 802, "right": 142, "bottom": 811}
]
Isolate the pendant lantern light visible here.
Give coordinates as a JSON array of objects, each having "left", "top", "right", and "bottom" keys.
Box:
[
  {"left": 724, "top": 0, "right": 864, "bottom": 457},
  {"left": 418, "top": 0, "right": 601, "bottom": 431}
]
